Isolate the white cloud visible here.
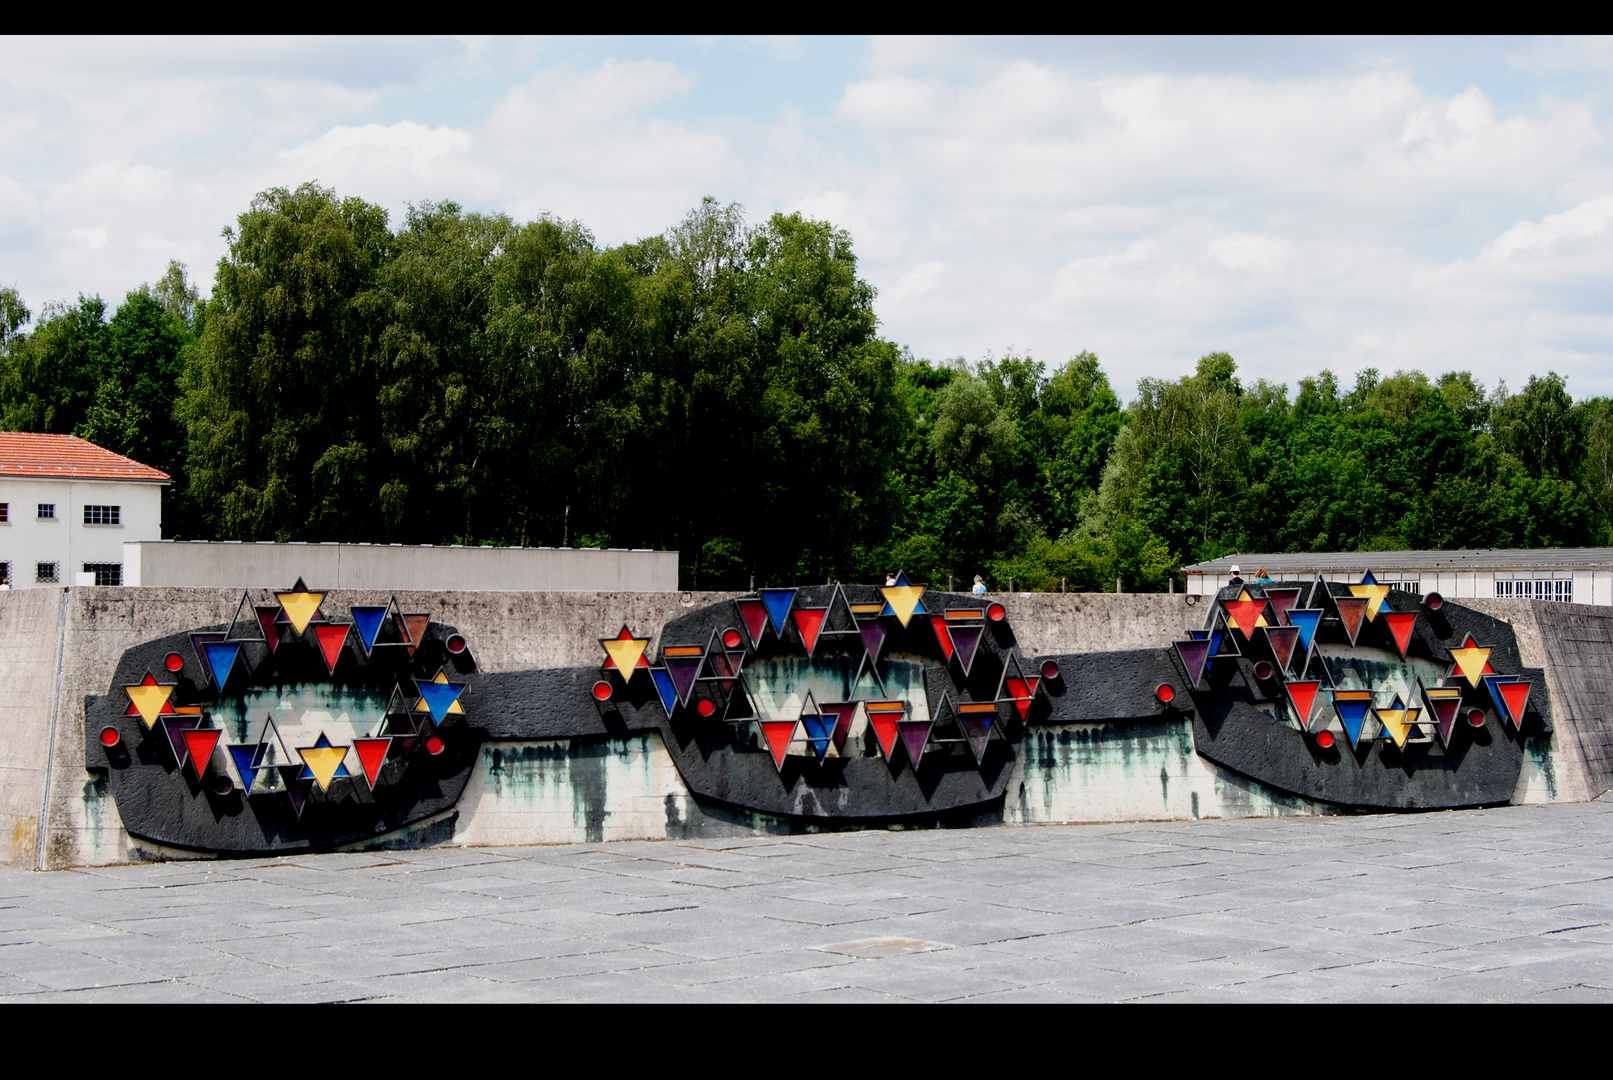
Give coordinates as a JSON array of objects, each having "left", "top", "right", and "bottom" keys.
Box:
[{"left": 4, "top": 39, "right": 1613, "bottom": 401}]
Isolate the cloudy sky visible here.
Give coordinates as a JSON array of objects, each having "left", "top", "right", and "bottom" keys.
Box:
[{"left": 4, "top": 35, "right": 1613, "bottom": 397}]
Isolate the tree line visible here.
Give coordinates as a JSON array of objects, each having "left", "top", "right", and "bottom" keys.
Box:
[{"left": 2, "top": 182, "right": 1609, "bottom": 591}]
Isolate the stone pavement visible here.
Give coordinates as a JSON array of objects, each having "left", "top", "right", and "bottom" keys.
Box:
[{"left": 3, "top": 800, "right": 1612, "bottom": 1002}]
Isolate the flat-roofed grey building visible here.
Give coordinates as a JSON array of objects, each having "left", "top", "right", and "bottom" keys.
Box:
[{"left": 1182, "top": 548, "right": 1613, "bottom": 606}]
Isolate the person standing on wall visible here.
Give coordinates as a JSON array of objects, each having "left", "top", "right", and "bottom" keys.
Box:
[{"left": 972, "top": 575, "right": 988, "bottom": 595}]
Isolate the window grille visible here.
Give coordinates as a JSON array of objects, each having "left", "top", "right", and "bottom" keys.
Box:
[
  {"left": 83, "top": 505, "right": 120, "bottom": 525},
  {"left": 37, "top": 504, "right": 54, "bottom": 520},
  {"left": 83, "top": 562, "right": 122, "bottom": 586},
  {"left": 0, "top": 503, "right": 8, "bottom": 523},
  {"left": 1494, "top": 579, "right": 1573, "bottom": 603},
  {"left": 35, "top": 561, "right": 58, "bottom": 583}
]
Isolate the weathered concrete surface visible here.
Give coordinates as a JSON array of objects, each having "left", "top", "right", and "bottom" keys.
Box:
[
  {"left": 6, "top": 588, "right": 1608, "bottom": 869},
  {"left": 2, "top": 800, "right": 1611, "bottom": 1002},
  {"left": 125, "top": 541, "right": 680, "bottom": 592},
  {"left": 15, "top": 587, "right": 741, "bottom": 869}
]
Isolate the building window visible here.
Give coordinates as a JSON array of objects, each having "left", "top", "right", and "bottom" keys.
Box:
[
  {"left": 0, "top": 503, "right": 8, "bottom": 522},
  {"left": 83, "top": 505, "right": 121, "bottom": 525},
  {"left": 83, "top": 562, "right": 122, "bottom": 586},
  {"left": 1495, "top": 579, "right": 1573, "bottom": 603},
  {"left": 37, "top": 504, "right": 54, "bottom": 520},
  {"left": 0, "top": 562, "right": 9, "bottom": 586},
  {"left": 35, "top": 561, "right": 58, "bottom": 583}
]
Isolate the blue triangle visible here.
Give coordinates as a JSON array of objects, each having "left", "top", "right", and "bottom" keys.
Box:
[
  {"left": 801, "top": 715, "right": 833, "bottom": 760},
  {"left": 1187, "top": 630, "right": 1209, "bottom": 640},
  {"left": 759, "top": 589, "right": 796, "bottom": 636},
  {"left": 1335, "top": 698, "right": 1373, "bottom": 746},
  {"left": 350, "top": 606, "right": 388, "bottom": 653},
  {"left": 230, "top": 744, "right": 261, "bottom": 792},
  {"left": 202, "top": 643, "right": 240, "bottom": 689},
  {"left": 299, "top": 732, "right": 349, "bottom": 777},
  {"left": 416, "top": 681, "right": 464, "bottom": 724},
  {"left": 893, "top": 571, "right": 911, "bottom": 586},
  {"left": 650, "top": 668, "right": 679, "bottom": 716},
  {"left": 1361, "top": 569, "right": 1378, "bottom": 586},
  {"left": 1287, "top": 609, "right": 1323, "bottom": 652},
  {"left": 1482, "top": 675, "right": 1519, "bottom": 725}
]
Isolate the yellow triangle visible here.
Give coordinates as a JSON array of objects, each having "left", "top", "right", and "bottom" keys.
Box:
[
  {"left": 431, "top": 670, "right": 464, "bottom": 712},
  {"left": 297, "top": 745, "right": 349, "bottom": 792},
  {"left": 275, "top": 590, "right": 325, "bottom": 634},
  {"left": 602, "top": 636, "right": 649, "bottom": 675},
  {"left": 1348, "top": 584, "right": 1392, "bottom": 621},
  {"left": 1449, "top": 645, "right": 1492, "bottom": 687},
  {"left": 1375, "top": 706, "right": 1419, "bottom": 749},
  {"left": 1255, "top": 614, "right": 1268, "bottom": 628},
  {"left": 1238, "top": 589, "right": 1252, "bottom": 601},
  {"left": 880, "top": 584, "right": 926, "bottom": 628},
  {"left": 126, "top": 684, "right": 174, "bottom": 729}
]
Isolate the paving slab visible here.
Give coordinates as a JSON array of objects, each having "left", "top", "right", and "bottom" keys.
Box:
[{"left": 4, "top": 801, "right": 1613, "bottom": 1001}]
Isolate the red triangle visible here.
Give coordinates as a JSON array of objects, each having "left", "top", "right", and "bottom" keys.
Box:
[
  {"left": 1384, "top": 611, "right": 1417, "bottom": 658},
  {"left": 353, "top": 738, "right": 391, "bottom": 787},
  {"left": 736, "top": 599, "right": 770, "bottom": 648},
  {"left": 759, "top": 720, "right": 796, "bottom": 769},
  {"left": 1224, "top": 599, "right": 1266, "bottom": 637},
  {"left": 313, "top": 624, "right": 349, "bottom": 674},
  {"left": 822, "top": 702, "right": 860, "bottom": 749},
  {"left": 182, "top": 730, "right": 221, "bottom": 780},
  {"left": 930, "top": 616, "right": 954, "bottom": 661},
  {"left": 1285, "top": 681, "right": 1321, "bottom": 730},
  {"left": 793, "top": 608, "right": 827, "bottom": 657},
  {"left": 1004, "top": 677, "right": 1033, "bottom": 721},
  {"left": 257, "top": 608, "right": 281, "bottom": 652},
  {"left": 868, "top": 711, "right": 900, "bottom": 759},
  {"left": 1334, "top": 597, "right": 1368, "bottom": 645},
  {"left": 1264, "top": 626, "right": 1300, "bottom": 671},
  {"left": 1499, "top": 681, "right": 1532, "bottom": 727}
]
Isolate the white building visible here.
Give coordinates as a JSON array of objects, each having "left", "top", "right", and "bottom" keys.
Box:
[
  {"left": 1183, "top": 549, "right": 1613, "bottom": 606},
  {"left": 0, "top": 433, "right": 167, "bottom": 588}
]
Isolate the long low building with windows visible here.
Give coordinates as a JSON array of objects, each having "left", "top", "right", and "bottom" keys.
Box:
[{"left": 1182, "top": 549, "right": 1613, "bottom": 606}]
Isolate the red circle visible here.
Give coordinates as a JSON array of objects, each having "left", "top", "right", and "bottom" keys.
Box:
[
  {"left": 1468, "top": 709, "right": 1486, "bottom": 728},
  {"left": 987, "top": 603, "right": 1006, "bottom": 622},
  {"left": 1424, "top": 592, "right": 1444, "bottom": 611},
  {"left": 1040, "top": 660, "right": 1060, "bottom": 680},
  {"left": 447, "top": 635, "right": 467, "bottom": 654},
  {"left": 164, "top": 652, "right": 184, "bottom": 672},
  {"left": 1317, "top": 730, "right": 1335, "bottom": 748},
  {"left": 214, "top": 778, "right": 234, "bottom": 796},
  {"left": 591, "top": 680, "right": 613, "bottom": 702},
  {"left": 697, "top": 699, "right": 716, "bottom": 717},
  {"left": 99, "top": 726, "right": 120, "bottom": 747},
  {"left": 1155, "top": 683, "right": 1176, "bottom": 704},
  {"left": 1254, "top": 661, "right": 1274, "bottom": 680},
  {"left": 722, "top": 629, "right": 742, "bottom": 648},
  {"left": 426, "top": 736, "right": 445, "bottom": 756}
]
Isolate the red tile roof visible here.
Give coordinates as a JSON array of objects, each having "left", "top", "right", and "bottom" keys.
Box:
[{"left": 0, "top": 433, "right": 170, "bottom": 483}]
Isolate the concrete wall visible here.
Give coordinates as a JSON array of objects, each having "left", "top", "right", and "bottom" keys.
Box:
[
  {"left": 3, "top": 587, "right": 1605, "bottom": 869},
  {"left": 0, "top": 479, "right": 162, "bottom": 588},
  {"left": 124, "top": 541, "right": 679, "bottom": 593}
]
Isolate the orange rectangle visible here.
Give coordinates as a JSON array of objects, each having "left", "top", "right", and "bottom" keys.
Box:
[
  {"left": 172, "top": 705, "right": 204, "bottom": 714},
  {"left": 849, "top": 604, "right": 884, "bottom": 615},
  {"left": 1333, "top": 691, "right": 1373, "bottom": 701},
  {"left": 958, "top": 702, "right": 998, "bottom": 714},
  {"left": 945, "top": 610, "right": 984, "bottom": 620},
  {"left": 661, "top": 646, "right": 704, "bottom": 657},
  {"left": 865, "top": 701, "right": 906, "bottom": 713}
]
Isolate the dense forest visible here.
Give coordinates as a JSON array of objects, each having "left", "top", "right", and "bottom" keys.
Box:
[{"left": 2, "top": 183, "right": 1610, "bottom": 591}]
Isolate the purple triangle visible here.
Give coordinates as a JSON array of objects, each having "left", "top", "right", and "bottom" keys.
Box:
[
  {"left": 161, "top": 716, "right": 203, "bottom": 766},
  {"left": 898, "top": 719, "right": 933, "bottom": 766},
  {"left": 664, "top": 657, "right": 703, "bottom": 705},
  {"left": 1174, "top": 639, "right": 1210, "bottom": 687},
  {"left": 286, "top": 782, "right": 308, "bottom": 818},
  {"left": 962, "top": 718, "right": 992, "bottom": 765},
  {"left": 859, "top": 622, "right": 886, "bottom": 666},
  {"left": 949, "top": 624, "right": 984, "bottom": 675}
]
